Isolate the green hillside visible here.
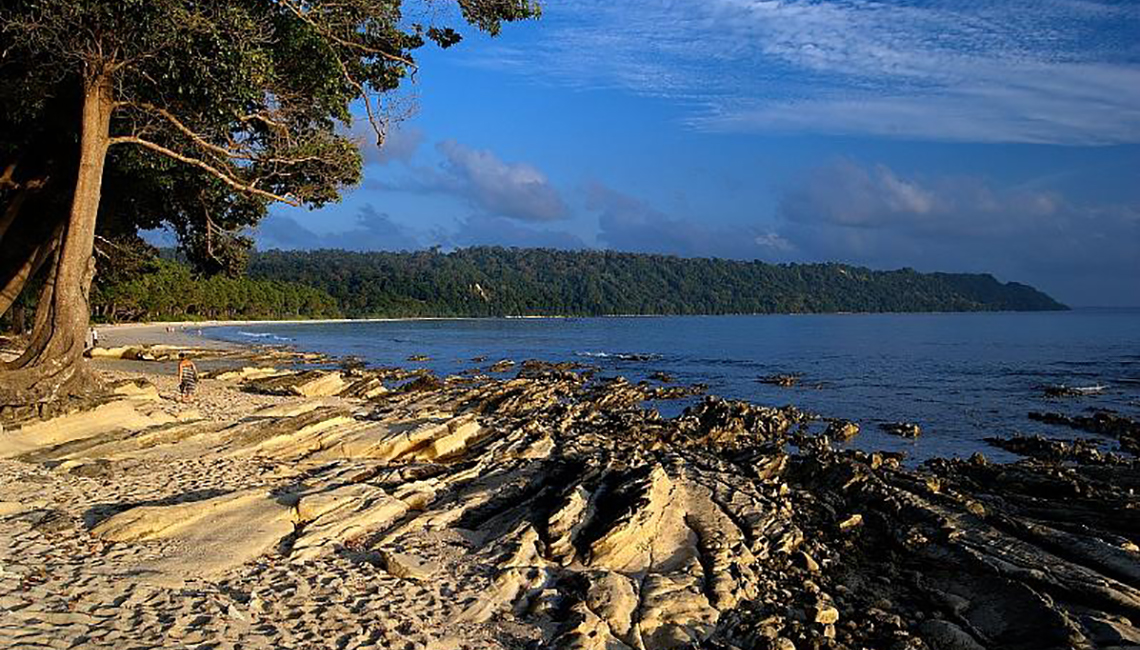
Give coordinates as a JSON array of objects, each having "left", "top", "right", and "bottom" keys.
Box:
[{"left": 244, "top": 247, "right": 1066, "bottom": 318}]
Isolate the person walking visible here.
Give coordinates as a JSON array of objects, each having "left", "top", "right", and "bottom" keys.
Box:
[{"left": 177, "top": 354, "right": 199, "bottom": 403}]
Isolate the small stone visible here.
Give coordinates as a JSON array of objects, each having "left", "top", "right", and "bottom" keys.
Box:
[
  {"left": 838, "top": 514, "right": 863, "bottom": 532},
  {"left": 226, "top": 603, "right": 247, "bottom": 621},
  {"left": 380, "top": 551, "right": 438, "bottom": 581},
  {"left": 773, "top": 638, "right": 796, "bottom": 650},
  {"left": 825, "top": 420, "right": 860, "bottom": 441},
  {"left": 797, "top": 551, "right": 820, "bottom": 573},
  {"left": 813, "top": 603, "right": 839, "bottom": 625}
]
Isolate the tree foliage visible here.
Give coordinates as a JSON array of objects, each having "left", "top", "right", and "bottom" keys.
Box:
[
  {"left": 91, "top": 258, "right": 340, "bottom": 322},
  {"left": 244, "top": 247, "right": 1068, "bottom": 318},
  {"left": 0, "top": 0, "right": 538, "bottom": 407}
]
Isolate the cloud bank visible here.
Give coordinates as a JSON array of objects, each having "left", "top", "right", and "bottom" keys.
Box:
[{"left": 775, "top": 159, "right": 1140, "bottom": 305}]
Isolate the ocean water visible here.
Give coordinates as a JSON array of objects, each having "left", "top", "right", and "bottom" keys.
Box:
[{"left": 209, "top": 310, "right": 1140, "bottom": 463}]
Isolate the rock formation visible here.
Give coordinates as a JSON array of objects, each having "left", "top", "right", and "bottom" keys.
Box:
[{"left": 2, "top": 357, "right": 1138, "bottom": 649}]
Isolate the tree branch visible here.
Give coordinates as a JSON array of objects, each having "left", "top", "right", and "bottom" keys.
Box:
[
  {"left": 125, "top": 101, "right": 252, "bottom": 162},
  {"left": 277, "top": 0, "right": 417, "bottom": 69},
  {"left": 108, "top": 136, "right": 300, "bottom": 206}
]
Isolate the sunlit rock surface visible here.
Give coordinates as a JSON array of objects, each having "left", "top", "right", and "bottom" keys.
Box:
[{"left": 1, "top": 362, "right": 1137, "bottom": 649}]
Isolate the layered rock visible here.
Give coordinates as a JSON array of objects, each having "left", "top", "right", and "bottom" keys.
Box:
[{"left": 6, "top": 367, "right": 1138, "bottom": 650}]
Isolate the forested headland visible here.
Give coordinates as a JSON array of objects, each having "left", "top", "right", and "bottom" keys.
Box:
[{"left": 232, "top": 247, "right": 1065, "bottom": 318}]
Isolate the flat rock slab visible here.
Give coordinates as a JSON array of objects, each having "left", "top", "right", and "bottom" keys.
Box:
[
  {"left": 0, "top": 400, "right": 174, "bottom": 459},
  {"left": 92, "top": 488, "right": 296, "bottom": 586}
]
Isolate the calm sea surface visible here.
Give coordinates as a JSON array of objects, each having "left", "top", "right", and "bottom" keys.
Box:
[{"left": 208, "top": 310, "right": 1140, "bottom": 463}]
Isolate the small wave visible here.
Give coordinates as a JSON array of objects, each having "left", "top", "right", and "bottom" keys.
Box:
[
  {"left": 575, "top": 351, "right": 662, "bottom": 362},
  {"left": 237, "top": 331, "right": 293, "bottom": 342}
]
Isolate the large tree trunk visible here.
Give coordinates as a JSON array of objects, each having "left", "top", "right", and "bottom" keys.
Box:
[{"left": 0, "top": 72, "right": 113, "bottom": 416}]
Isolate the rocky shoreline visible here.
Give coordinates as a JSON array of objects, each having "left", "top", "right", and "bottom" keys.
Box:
[{"left": 0, "top": 340, "right": 1137, "bottom": 649}]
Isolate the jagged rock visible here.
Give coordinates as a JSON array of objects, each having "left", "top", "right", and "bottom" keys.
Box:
[
  {"left": 985, "top": 433, "right": 1116, "bottom": 464},
  {"left": 14, "top": 364, "right": 1140, "bottom": 650},
  {"left": 338, "top": 375, "right": 389, "bottom": 400},
  {"left": 1029, "top": 409, "right": 1139, "bottom": 454},
  {"left": 824, "top": 420, "right": 860, "bottom": 441},
  {"left": 396, "top": 374, "right": 444, "bottom": 393},
  {"left": 879, "top": 421, "right": 921, "bottom": 438},
  {"left": 518, "top": 359, "right": 589, "bottom": 381},
  {"left": 1082, "top": 615, "right": 1140, "bottom": 646},
  {"left": 247, "top": 370, "right": 349, "bottom": 397}
]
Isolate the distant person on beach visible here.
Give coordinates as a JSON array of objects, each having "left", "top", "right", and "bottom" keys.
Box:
[
  {"left": 177, "top": 354, "right": 199, "bottom": 403},
  {"left": 91, "top": 327, "right": 98, "bottom": 348}
]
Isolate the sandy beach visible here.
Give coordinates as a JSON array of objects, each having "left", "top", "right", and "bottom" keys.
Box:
[{"left": 1, "top": 325, "right": 1137, "bottom": 650}]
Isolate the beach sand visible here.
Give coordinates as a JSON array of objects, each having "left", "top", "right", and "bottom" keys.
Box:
[
  {"left": 94, "top": 323, "right": 240, "bottom": 350},
  {"left": 0, "top": 328, "right": 531, "bottom": 650},
  {"left": 1, "top": 323, "right": 1137, "bottom": 650}
]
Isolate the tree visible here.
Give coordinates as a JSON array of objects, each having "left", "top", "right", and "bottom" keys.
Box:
[{"left": 0, "top": 0, "right": 540, "bottom": 413}]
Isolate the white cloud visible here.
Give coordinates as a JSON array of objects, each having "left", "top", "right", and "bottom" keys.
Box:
[
  {"left": 366, "top": 139, "right": 570, "bottom": 223},
  {"left": 476, "top": 0, "right": 1140, "bottom": 144},
  {"left": 436, "top": 140, "right": 569, "bottom": 222}
]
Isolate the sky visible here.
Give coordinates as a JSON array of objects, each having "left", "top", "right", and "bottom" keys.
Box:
[{"left": 254, "top": 0, "right": 1140, "bottom": 307}]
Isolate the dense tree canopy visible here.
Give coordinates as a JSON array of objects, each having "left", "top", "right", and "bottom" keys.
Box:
[
  {"left": 90, "top": 258, "right": 340, "bottom": 322},
  {"left": 244, "top": 247, "right": 1068, "bottom": 318},
  {"left": 0, "top": 0, "right": 539, "bottom": 410}
]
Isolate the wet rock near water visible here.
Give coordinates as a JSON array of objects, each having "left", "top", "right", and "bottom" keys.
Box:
[
  {"left": 516, "top": 359, "right": 592, "bottom": 381},
  {"left": 880, "top": 421, "right": 922, "bottom": 438},
  {"left": 985, "top": 433, "right": 1125, "bottom": 464},
  {"left": 824, "top": 419, "right": 861, "bottom": 441},
  {"left": 760, "top": 373, "right": 802, "bottom": 388},
  {"left": 1029, "top": 409, "right": 1140, "bottom": 454},
  {"left": 489, "top": 359, "right": 516, "bottom": 373}
]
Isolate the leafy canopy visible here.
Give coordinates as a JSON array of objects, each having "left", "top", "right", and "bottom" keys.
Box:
[{"left": 0, "top": 0, "right": 540, "bottom": 271}]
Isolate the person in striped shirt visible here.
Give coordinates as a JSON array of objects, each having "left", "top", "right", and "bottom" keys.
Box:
[{"left": 177, "top": 353, "right": 199, "bottom": 403}]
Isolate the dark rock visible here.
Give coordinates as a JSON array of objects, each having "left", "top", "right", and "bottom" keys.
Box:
[
  {"left": 825, "top": 420, "right": 860, "bottom": 441},
  {"left": 879, "top": 422, "right": 921, "bottom": 438},
  {"left": 760, "top": 374, "right": 801, "bottom": 388},
  {"left": 489, "top": 359, "right": 516, "bottom": 373},
  {"left": 1028, "top": 410, "right": 1139, "bottom": 454}
]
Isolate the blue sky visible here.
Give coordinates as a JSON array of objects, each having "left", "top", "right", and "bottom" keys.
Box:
[{"left": 256, "top": 0, "right": 1140, "bottom": 306}]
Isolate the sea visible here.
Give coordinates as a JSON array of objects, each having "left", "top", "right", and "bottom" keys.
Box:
[{"left": 208, "top": 309, "right": 1140, "bottom": 463}]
